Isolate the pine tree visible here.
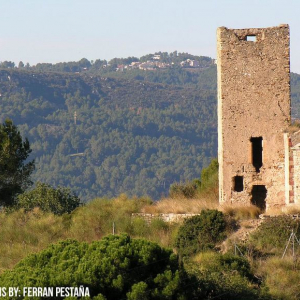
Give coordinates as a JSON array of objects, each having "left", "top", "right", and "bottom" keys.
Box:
[{"left": 0, "top": 119, "right": 34, "bottom": 206}]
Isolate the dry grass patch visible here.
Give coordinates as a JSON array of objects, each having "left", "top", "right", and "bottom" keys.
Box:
[
  {"left": 142, "top": 197, "right": 218, "bottom": 214},
  {"left": 265, "top": 204, "right": 300, "bottom": 216},
  {"left": 265, "top": 206, "right": 285, "bottom": 216},
  {"left": 281, "top": 204, "right": 300, "bottom": 215},
  {"left": 221, "top": 204, "right": 261, "bottom": 220}
]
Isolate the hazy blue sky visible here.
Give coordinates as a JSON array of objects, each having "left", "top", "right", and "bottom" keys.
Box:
[{"left": 1, "top": 0, "right": 300, "bottom": 72}]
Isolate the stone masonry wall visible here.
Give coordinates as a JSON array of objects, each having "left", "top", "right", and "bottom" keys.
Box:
[
  {"left": 131, "top": 213, "right": 199, "bottom": 224},
  {"left": 217, "top": 25, "right": 290, "bottom": 210}
]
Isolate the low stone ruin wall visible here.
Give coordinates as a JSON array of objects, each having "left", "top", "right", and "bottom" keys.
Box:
[
  {"left": 131, "top": 213, "right": 199, "bottom": 224},
  {"left": 132, "top": 213, "right": 300, "bottom": 224},
  {"left": 259, "top": 214, "right": 300, "bottom": 220}
]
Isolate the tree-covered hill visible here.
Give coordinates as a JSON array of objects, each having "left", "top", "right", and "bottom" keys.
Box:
[
  {"left": 0, "top": 68, "right": 217, "bottom": 201},
  {"left": 1, "top": 55, "right": 300, "bottom": 201}
]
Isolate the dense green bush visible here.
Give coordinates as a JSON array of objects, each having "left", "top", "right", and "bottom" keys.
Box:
[
  {"left": 214, "top": 253, "right": 253, "bottom": 279},
  {"left": 0, "top": 234, "right": 194, "bottom": 300},
  {"left": 16, "top": 182, "right": 81, "bottom": 215},
  {"left": 175, "top": 209, "right": 227, "bottom": 256}
]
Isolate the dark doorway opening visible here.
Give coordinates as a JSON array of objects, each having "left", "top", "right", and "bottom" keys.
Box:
[
  {"left": 251, "top": 185, "right": 267, "bottom": 211},
  {"left": 250, "top": 137, "right": 263, "bottom": 172},
  {"left": 234, "top": 176, "right": 243, "bottom": 192}
]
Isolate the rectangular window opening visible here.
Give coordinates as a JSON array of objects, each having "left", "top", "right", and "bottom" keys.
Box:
[
  {"left": 246, "top": 35, "right": 256, "bottom": 42},
  {"left": 250, "top": 137, "right": 263, "bottom": 172},
  {"left": 234, "top": 176, "right": 244, "bottom": 192}
]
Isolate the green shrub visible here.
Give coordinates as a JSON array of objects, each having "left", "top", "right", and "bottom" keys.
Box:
[
  {"left": 149, "top": 218, "right": 169, "bottom": 232},
  {"left": 0, "top": 234, "right": 193, "bottom": 300},
  {"left": 16, "top": 182, "right": 81, "bottom": 215},
  {"left": 199, "top": 158, "right": 218, "bottom": 192},
  {"left": 217, "top": 253, "right": 253, "bottom": 279},
  {"left": 131, "top": 217, "right": 149, "bottom": 236},
  {"left": 175, "top": 209, "right": 227, "bottom": 256}
]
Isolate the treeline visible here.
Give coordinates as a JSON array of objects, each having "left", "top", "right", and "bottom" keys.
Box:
[
  {"left": 0, "top": 52, "right": 217, "bottom": 92},
  {"left": 0, "top": 51, "right": 214, "bottom": 73}
]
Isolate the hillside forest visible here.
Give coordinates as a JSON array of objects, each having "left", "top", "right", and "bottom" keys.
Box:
[{"left": 1, "top": 52, "right": 300, "bottom": 201}]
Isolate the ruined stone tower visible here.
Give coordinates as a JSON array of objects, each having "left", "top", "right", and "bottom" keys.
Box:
[{"left": 217, "top": 25, "right": 291, "bottom": 211}]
